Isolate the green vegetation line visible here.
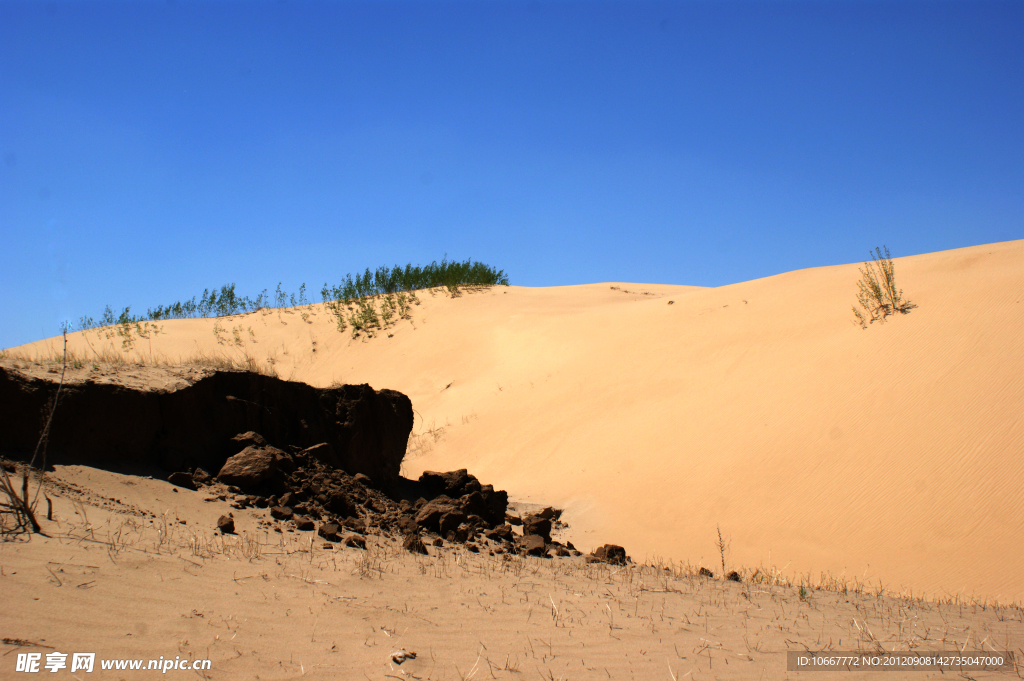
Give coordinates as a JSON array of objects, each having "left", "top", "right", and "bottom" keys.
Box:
[{"left": 75, "top": 257, "right": 509, "bottom": 331}]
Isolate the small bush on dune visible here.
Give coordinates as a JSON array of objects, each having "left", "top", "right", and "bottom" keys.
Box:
[{"left": 853, "top": 246, "right": 915, "bottom": 328}]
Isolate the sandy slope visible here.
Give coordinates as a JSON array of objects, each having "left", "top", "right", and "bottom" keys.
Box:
[
  {"left": 9, "top": 239, "right": 1024, "bottom": 603},
  {"left": 2, "top": 467, "right": 1020, "bottom": 680}
]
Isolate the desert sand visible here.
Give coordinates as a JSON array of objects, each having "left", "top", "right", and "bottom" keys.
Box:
[
  {"left": 1, "top": 467, "right": 1019, "bottom": 680},
  {"left": 3, "top": 240, "right": 1023, "bottom": 678}
]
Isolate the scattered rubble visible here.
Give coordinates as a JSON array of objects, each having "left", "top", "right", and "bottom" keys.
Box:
[{"left": 184, "top": 431, "right": 596, "bottom": 559}]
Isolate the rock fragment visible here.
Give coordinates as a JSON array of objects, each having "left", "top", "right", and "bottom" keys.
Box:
[
  {"left": 522, "top": 515, "right": 552, "bottom": 543},
  {"left": 318, "top": 522, "right": 341, "bottom": 542},
  {"left": 217, "top": 446, "right": 281, "bottom": 489},
  {"left": 167, "top": 472, "right": 197, "bottom": 490},
  {"left": 402, "top": 533, "right": 429, "bottom": 555},
  {"left": 270, "top": 506, "right": 294, "bottom": 521},
  {"left": 518, "top": 534, "right": 547, "bottom": 556},
  {"left": 590, "top": 544, "right": 628, "bottom": 565}
]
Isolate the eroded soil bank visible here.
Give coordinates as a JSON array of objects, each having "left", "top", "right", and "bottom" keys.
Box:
[{"left": 0, "top": 361, "right": 412, "bottom": 486}]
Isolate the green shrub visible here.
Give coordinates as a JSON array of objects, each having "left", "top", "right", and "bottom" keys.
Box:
[
  {"left": 73, "top": 257, "right": 507, "bottom": 333},
  {"left": 853, "top": 246, "right": 914, "bottom": 328}
]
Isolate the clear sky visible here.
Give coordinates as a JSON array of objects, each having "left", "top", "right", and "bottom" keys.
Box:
[{"left": 1, "top": 0, "right": 1021, "bottom": 349}]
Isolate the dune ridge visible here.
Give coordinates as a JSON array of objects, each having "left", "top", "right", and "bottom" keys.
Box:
[{"left": 8, "top": 239, "right": 1023, "bottom": 603}]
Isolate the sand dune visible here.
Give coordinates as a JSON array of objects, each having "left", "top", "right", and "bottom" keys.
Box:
[{"left": 10, "top": 239, "right": 1024, "bottom": 603}]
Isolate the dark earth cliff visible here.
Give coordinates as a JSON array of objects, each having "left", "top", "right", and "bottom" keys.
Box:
[{"left": 0, "top": 365, "right": 413, "bottom": 486}]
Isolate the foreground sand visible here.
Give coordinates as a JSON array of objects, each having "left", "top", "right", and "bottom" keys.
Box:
[
  {"left": 6, "top": 239, "right": 1023, "bottom": 606},
  {"left": 3, "top": 465, "right": 1021, "bottom": 680}
]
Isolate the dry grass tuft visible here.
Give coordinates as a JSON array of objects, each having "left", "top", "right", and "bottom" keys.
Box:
[
  {"left": 1, "top": 332, "right": 68, "bottom": 538},
  {"left": 1, "top": 345, "right": 279, "bottom": 378}
]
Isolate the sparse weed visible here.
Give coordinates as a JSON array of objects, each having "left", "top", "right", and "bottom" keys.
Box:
[
  {"left": 396, "top": 291, "right": 412, "bottom": 318},
  {"left": 358, "top": 298, "right": 379, "bottom": 331},
  {"left": 1, "top": 332, "right": 69, "bottom": 538},
  {"left": 716, "top": 525, "right": 728, "bottom": 576},
  {"left": 69, "top": 258, "right": 505, "bottom": 345},
  {"left": 380, "top": 294, "right": 395, "bottom": 326},
  {"left": 853, "top": 246, "right": 915, "bottom": 327}
]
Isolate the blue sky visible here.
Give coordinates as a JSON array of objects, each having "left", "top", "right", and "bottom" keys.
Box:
[{"left": 1, "top": 0, "right": 1021, "bottom": 349}]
